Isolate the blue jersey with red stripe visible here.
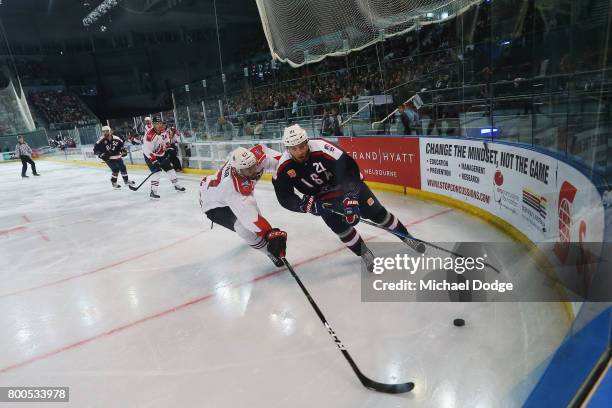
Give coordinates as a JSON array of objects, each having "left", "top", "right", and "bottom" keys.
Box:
[{"left": 272, "top": 139, "right": 362, "bottom": 212}]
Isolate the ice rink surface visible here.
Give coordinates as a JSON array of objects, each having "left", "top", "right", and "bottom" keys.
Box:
[{"left": 0, "top": 160, "right": 569, "bottom": 407}]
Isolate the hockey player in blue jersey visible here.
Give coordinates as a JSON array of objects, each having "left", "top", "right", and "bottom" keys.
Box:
[
  {"left": 272, "top": 124, "right": 425, "bottom": 270},
  {"left": 93, "top": 125, "right": 135, "bottom": 189}
]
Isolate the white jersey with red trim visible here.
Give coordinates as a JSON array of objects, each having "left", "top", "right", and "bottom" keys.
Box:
[
  {"left": 143, "top": 123, "right": 153, "bottom": 136},
  {"left": 170, "top": 128, "right": 181, "bottom": 144},
  {"left": 163, "top": 129, "right": 180, "bottom": 148},
  {"left": 142, "top": 128, "right": 167, "bottom": 161},
  {"left": 199, "top": 144, "right": 281, "bottom": 235}
]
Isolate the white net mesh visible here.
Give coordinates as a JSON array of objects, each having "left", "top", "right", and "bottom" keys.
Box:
[
  {"left": 256, "top": 0, "right": 480, "bottom": 67},
  {"left": 0, "top": 77, "right": 35, "bottom": 135}
]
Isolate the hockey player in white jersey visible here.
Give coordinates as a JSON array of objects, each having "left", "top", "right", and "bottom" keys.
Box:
[
  {"left": 142, "top": 117, "right": 185, "bottom": 199},
  {"left": 143, "top": 116, "right": 153, "bottom": 135},
  {"left": 163, "top": 124, "right": 182, "bottom": 171},
  {"left": 199, "top": 144, "right": 287, "bottom": 267}
]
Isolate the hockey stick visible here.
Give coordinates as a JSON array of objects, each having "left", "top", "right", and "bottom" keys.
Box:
[
  {"left": 282, "top": 258, "right": 415, "bottom": 394},
  {"left": 128, "top": 172, "right": 154, "bottom": 191},
  {"left": 328, "top": 208, "right": 502, "bottom": 274}
]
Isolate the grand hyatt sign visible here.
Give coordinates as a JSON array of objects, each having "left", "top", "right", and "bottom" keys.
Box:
[
  {"left": 337, "top": 137, "right": 421, "bottom": 188},
  {"left": 348, "top": 150, "right": 417, "bottom": 164}
]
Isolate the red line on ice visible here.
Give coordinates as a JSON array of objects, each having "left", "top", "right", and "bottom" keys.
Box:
[
  {"left": 39, "top": 218, "right": 94, "bottom": 231},
  {"left": 37, "top": 231, "right": 50, "bottom": 242},
  {"left": 0, "top": 208, "right": 452, "bottom": 373},
  {"left": 0, "top": 230, "right": 205, "bottom": 299},
  {"left": 0, "top": 226, "right": 26, "bottom": 236},
  {"left": 10, "top": 213, "right": 78, "bottom": 231}
]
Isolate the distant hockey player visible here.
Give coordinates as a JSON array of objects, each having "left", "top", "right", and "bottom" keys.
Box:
[
  {"left": 164, "top": 125, "right": 182, "bottom": 171},
  {"left": 143, "top": 116, "right": 153, "bottom": 135},
  {"left": 199, "top": 144, "right": 287, "bottom": 267},
  {"left": 93, "top": 125, "right": 134, "bottom": 189},
  {"left": 272, "top": 124, "right": 425, "bottom": 271},
  {"left": 142, "top": 117, "right": 185, "bottom": 199}
]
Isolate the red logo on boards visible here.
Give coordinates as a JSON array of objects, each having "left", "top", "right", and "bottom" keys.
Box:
[
  {"left": 554, "top": 181, "right": 577, "bottom": 263},
  {"left": 494, "top": 170, "right": 504, "bottom": 186}
]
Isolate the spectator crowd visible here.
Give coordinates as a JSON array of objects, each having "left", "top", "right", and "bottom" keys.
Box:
[
  {"left": 29, "top": 90, "right": 97, "bottom": 129},
  {"left": 173, "top": 0, "right": 609, "bottom": 139}
]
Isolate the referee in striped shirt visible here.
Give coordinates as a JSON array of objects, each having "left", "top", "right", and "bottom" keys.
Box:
[{"left": 15, "top": 135, "right": 40, "bottom": 178}]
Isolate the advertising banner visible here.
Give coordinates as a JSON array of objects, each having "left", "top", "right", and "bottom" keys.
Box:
[
  {"left": 419, "top": 137, "right": 606, "bottom": 299},
  {"left": 337, "top": 137, "right": 420, "bottom": 188}
]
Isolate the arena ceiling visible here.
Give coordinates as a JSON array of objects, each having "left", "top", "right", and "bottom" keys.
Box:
[
  {"left": 0, "top": 1, "right": 259, "bottom": 31},
  {"left": 0, "top": 1, "right": 237, "bottom": 14}
]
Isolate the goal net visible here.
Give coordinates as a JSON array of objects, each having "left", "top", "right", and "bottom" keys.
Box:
[
  {"left": 256, "top": 0, "right": 479, "bottom": 67},
  {"left": 0, "top": 72, "right": 36, "bottom": 135}
]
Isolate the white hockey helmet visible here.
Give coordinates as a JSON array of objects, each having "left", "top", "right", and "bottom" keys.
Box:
[
  {"left": 232, "top": 147, "right": 257, "bottom": 172},
  {"left": 282, "top": 124, "right": 309, "bottom": 147},
  {"left": 144, "top": 116, "right": 152, "bottom": 122},
  {"left": 102, "top": 125, "right": 111, "bottom": 132}
]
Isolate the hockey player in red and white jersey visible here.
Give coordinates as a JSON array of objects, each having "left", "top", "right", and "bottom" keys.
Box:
[
  {"left": 166, "top": 126, "right": 181, "bottom": 145},
  {"left": 199, "top": 144, "right": 287, "bottom": 267},
  {"left": 163, "top": 125, "right": 182, "bottom": 171},
  {"left": 143, "top": 116, "right": 153, "bottom": 135},
  {"left": 142, "top": 117, "right": 185, "bottom": 199}
]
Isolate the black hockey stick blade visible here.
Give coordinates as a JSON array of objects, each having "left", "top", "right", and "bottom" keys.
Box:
[
  {"left": 327, "top": 208, "right": 501, "bottom": 274},
  {"left": 282, "top": 258, "right": 415, "bottom": 394},
  {"left": 129, "top": 172, "right": 154, "bottom": 191},
  {"left": 360, "top": 377, "right": 415, "bottom": 394},
  {"left": 346, "top": 351, "right": 414, "bottom": 393}
]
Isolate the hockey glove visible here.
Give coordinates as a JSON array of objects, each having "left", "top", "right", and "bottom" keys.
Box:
[
  {"left": 157, "top": 154, "right": 171, "bottom": 169},
  {"left": 150, "top": 160, "right": 162, "bottom": 172},
  {"left": 98, "top": 152, "right": 110, "bottom": 160},
  {"left": 299, "top": 195, "right": 329, "bottom": 216},
  {"left": 120, "top": 148, "right": 128, "bottom": 157},
  {"left": 266, "top": 228, "right": 287, "bottom": 258},
  {"left": 342, "top": 196, "right": 360, "bottom": 225}
]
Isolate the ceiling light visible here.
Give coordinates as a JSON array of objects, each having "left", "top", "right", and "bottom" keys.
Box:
[{"left": 82, "top": 0, "right": 123, "bottom": 27}]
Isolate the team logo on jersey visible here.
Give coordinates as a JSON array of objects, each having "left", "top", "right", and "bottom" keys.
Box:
[
  {"left": 324, "top": 144, "right": 335, "bottom": 152},
  {"left": 287, "top": 169, "right": 296, "bottom": 178},
  {"left": 367, "top": 197, "right": 375, "bottom": 206}
]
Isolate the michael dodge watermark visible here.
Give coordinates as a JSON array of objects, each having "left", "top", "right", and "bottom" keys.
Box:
[
  {"left": 360, "top": 242, "right": 610, "bottom": 302},
  {"left": 368, "top": 250, "right": 513, "bottom": 297}
]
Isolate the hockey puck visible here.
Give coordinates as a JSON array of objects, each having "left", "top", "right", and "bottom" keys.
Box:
[{"left": 453, "top": 318, "right": 465, "bottom": 327}]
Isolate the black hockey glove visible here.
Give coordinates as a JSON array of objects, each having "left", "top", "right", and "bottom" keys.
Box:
[
  {"left": 150, "top": 159, "right": 162, "bottom": 172},
  {"left": 98, "top": 152, "right": 110, "bottom": 160},
  {"left": 120, "top": 148, "right": 128, "bottom": 157},
  {"left": 266, "top": 228, "right": 287, "bottom": 258},
  {"left": 160, "top": 153, "right": 172, "bottom": 166},
  {"left": 299, "top": 195, "right": 329, "bottom": 216},
  {"left": 154, "top": 154, "right": 170, "bottom": 170}
]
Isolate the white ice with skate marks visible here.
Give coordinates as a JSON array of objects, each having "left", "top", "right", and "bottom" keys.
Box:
[{"left": 0, "top": 161, "right": 568, "bottom": 407}]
